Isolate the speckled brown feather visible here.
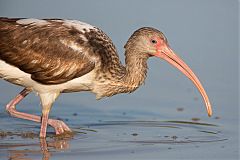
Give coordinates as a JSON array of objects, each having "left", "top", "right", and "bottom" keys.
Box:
[{"left": 0, "top": 18, "right": 98, "bottom": 84}]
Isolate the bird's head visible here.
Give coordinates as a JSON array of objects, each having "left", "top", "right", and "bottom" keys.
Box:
[{"left": 125, "top": 27, "right": 212, "bottom": 116}]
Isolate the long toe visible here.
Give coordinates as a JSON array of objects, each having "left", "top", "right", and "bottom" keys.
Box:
[{"left": 48, "top": 119, "right": 72, "bottom": 135}]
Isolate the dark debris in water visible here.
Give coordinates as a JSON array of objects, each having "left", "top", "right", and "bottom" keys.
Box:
[
  {"left": 176, "top": 107, "right": 184, "bottom": 112},
  {"left": 21, "top": 132, "right": 37, "bottom": 139},
  {"left": 0, "top": 130, "right": 76, "bottom": 139},
  {"left": 72, "top": 113, "right": 78, "bottom": 116},
  {"left": 0, "top": 131, "right": 8, "bottom": 138},
  {"left": 191, "top": 117, "right": 201, "bottom": 121},
  {"left": 0, "top": 130, "right": 38, "bottom": 139},
  {"left": 131, "top": 133, "right": 138, "bottom": 136}
]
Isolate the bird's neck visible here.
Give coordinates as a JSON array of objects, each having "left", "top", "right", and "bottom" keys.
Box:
[
  {"left": 123, "top": 50, "right": 149, "bottom": 89},
  {"left": 94, "top": 49, "right": 149, "bottom": 99}
]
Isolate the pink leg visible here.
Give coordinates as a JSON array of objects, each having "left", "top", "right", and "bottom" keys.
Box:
[
  {"left": 40, "top": 106, "right": 50, "bottom": 138},
  {"left": 5, "top": 88, "right": 71, "bottom": 136}
]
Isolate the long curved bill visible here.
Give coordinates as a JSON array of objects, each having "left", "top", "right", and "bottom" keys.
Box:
[{"left": 156, "top": 45, "right": 212, "bottom": 116}]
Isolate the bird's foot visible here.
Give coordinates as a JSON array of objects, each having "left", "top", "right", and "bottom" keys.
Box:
[{"left": 48, "top": 119, "right": 72, "bottom": 135}]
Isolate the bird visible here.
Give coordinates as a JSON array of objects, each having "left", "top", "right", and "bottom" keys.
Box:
[{"left": 0, "top": 17, "right": 212, "bottom": 138}]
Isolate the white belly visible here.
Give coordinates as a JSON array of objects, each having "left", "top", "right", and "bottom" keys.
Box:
[{"left": 0, "top": 60, "right": 96, "bottom": 94}]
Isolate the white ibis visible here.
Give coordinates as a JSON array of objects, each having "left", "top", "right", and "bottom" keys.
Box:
[{"left": 0, "top": 18, "right": 212, "bottom": 138}]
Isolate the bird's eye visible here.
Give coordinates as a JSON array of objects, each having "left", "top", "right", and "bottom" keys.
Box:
[{"left": 151, "top": 39, "right": 157, "bottom": 44}]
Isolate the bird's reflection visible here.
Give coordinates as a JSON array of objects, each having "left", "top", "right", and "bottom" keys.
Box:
[
  {"left": 8, "top": 135, "right": 72, "bottom": 160},
  {"left": 40, "top": 137, "right": 71, "bottom": 160}
]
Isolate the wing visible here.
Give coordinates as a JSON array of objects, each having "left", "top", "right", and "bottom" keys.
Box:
[{"left": 0, "top": 18, "right": 99, "bottom": 84}]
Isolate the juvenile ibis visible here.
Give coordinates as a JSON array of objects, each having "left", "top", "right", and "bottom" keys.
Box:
[{"left": 0, "top": 18, "right": 212, "bottom": 138}]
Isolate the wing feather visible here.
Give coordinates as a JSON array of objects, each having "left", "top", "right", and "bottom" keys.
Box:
[{"left": 0, "top": 18, "right": 96, "bottom": 84}]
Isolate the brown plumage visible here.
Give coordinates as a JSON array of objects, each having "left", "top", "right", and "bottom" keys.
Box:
[
  {"left": 0, "top": 18, "right": 96, "bottom": 84},
  {"left": 0, "top": 18, "right": 212, "bottom": 138}
]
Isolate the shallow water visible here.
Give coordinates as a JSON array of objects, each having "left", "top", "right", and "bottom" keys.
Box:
[
  {"left": 0, "top": 92, "right": 237, "bottom": 160},
  {"left": 0, "top": 117, "right": 228, "bottom": 160}
]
